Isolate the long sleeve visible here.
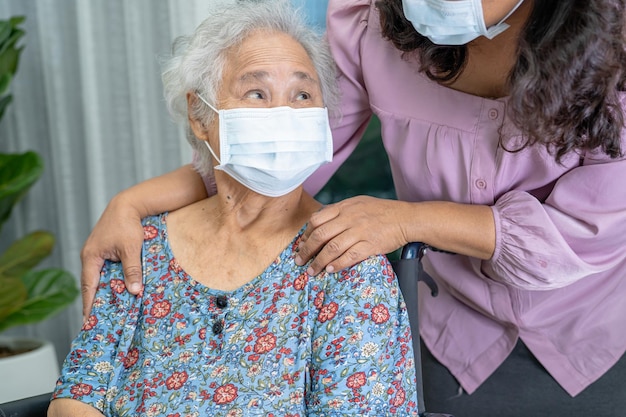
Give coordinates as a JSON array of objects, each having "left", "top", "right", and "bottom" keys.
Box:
[
  {"left": 486, "top": 140, "right": 626, "bottom": 290},
  {"left": 52, "top": 261, "right": 138, "bottom": 411}
]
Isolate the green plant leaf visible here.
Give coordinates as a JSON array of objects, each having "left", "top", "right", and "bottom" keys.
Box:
[
  {"left": 2, "top": 28, "right": 25, "bottom": 50},
  {"left": 0, "top": 21, "right": 10, "bottom": 47},
  {"left": 0, "top": 268, "right": 78, "bottom": 333},
  {"left": 0, "top": 15, "right": 25, "bottom": 124},
  {"left": 9, "top": 16, "right": 25, "bottom": 26},
  {"left": 0, "top": 18, "right": 25, "bottom": 57},
  {"left": 0, "top": 16, "right": 73, "bottom": 335},
  {"left": 0, "top": 276, "right": 27, "bottom": 323},
  {"left": 8, "top": 16, "right": 25, "bottom": 26},
  {"left": 0, "top": 151, "right": 44, "bottom": 233},
  {"left": 0, "top": 73, "right": 11, "bottom": 95},
  {"left": 0, "top": 230, "right": 54, "bottom": 278},
  {"left": 0, "top": 94, "right": 11, "bottom": 121},
  {"left": 0, "top": 46, "right": 20, "bottom": 78}
]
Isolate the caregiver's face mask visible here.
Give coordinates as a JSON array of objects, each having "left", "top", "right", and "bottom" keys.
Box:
[
  {"left": 402, "top": 0, "right": 524, "bottom": 45},
  {"left": 196, "top": 93, "right": 333, "bottom": 198}
]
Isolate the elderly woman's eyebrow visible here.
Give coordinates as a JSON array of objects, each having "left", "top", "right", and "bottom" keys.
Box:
[
  {"left": 238, "top": 70, "right": 319, "bottom": 86},
  {"left": 294, "top": 70, "right": 319, "bottom": 85}
]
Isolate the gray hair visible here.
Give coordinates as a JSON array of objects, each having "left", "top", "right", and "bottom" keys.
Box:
[{"left": 161, "top": 0, "right": 340, "bottom": 177}]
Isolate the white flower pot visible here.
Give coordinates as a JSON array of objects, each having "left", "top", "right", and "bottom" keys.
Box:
[{"left": 0, "top": 337, "right": 59, "bottom": 403}]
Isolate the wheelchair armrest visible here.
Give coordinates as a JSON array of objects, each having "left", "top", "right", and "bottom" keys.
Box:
[{"left": 0, "top": 392, "right": 51, "bottom": 417}]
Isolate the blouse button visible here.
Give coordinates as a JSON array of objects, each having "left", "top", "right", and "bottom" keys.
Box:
[
  {"left": 212, "top": 320, "right": 224, "bottom": 335},
  {"left": 488, "top": 109, "right": 499, "bottom": 120},
  {"left": 475, "top": 179, "right": 487, "bottom": 189},
  {"left": 216, "top": 295, "right": 228, "bottom": 309}
]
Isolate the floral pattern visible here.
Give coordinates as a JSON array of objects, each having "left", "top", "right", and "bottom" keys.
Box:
[{"left": 53, "top": 213, "right": 418, "bottom": 416}]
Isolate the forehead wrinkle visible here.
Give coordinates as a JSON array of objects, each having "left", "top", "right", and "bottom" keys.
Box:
[
  {"left": 237, "top": 70, "right": 318, "bottom": 87},
  {"left": 238, "top": 70, "right": 270, "bottom": 84}
]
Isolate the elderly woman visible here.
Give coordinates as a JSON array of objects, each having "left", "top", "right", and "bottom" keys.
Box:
[{"left": 48, "top": 1, "right": 417, "bottom": 416}]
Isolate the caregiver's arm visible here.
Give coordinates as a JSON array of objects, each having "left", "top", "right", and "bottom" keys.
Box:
[
  {"left": 296, "top": 197, "right": 496, "bottom": 276},
  {"left": 80, "top": 164, "right": 207, "bottom": 319},
  {"left": 298, "top": 157, "right": 626, "bottom": 289}
]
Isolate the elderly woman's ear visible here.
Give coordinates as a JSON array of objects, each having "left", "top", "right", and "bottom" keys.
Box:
[{"left": 186, "top": 91, "right": 211, "bottom": 141}]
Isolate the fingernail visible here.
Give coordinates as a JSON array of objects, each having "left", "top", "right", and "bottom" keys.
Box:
[
  {"left": 326, "top": 265, "right": 335, "bottom": 273},
  {"left": 306, "top": 266, "right": 315, "bottom": 276},
  {"left": 130, "top": 283, "right": 142, "bottom": 293},
  {"left": 295, "top": 255, "right": 303, "bottom": 265}
]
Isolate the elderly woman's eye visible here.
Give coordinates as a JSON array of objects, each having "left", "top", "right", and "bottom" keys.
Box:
[
  {"left": 296, "top": 92, "right": 311, "bottom": 101},
  {"left": 245, "top": 91, "right": 264, "bottom": 99}
]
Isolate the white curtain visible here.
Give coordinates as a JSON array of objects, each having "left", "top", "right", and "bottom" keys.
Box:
[{"left": 0, "top": 0, "right": 328, "bottom": 367}]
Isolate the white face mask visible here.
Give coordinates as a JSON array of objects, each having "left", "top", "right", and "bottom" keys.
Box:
[
  {"left": 196, "top": 93, "right": 333, "bottom": 197},
  {"left": 402, "top": 0, "right": 524, "bottom": 45}
]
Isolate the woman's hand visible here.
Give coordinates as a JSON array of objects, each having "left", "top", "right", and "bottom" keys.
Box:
[
  {"left": 295, "top": 196, "right": 496, "bottom": 276},
  {"left": 80, "top": 193, "right": 145, "bottom": 321},
  {"left": 295, "top": 196, "right": 412, "bottom": 275}
]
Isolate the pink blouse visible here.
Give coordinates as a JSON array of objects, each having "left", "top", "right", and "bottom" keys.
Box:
[{"left": 300, "top": 0, "right": 626, "bottom": 397}]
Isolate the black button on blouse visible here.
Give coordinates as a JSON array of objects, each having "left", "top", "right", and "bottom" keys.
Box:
[
  {"left": 212, "top": 320, "right": 224, "bottom": 335},
  {"left": 216, "top": 295, "right": 228, "bottom": 309}
]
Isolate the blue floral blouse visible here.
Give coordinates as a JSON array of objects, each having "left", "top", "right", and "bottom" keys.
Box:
[{"left": 53, "top": 213, "right": 418, "bottom": 416}]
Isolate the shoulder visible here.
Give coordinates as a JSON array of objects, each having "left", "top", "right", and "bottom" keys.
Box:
[
  {"left": 140, "top": 213, "right": 169, "bottom": 254},
  {"left": 327, "top": 0, "right": 375, "bottom": 21},
  {"left": 101, "top": 213, "right": 168, "bottom": 284},
  {"left": 321, "top": 254, "right": 399, "bottom": 299},
  {"left": 307, "top": 254, "right": 406, "bottom": 339},
  {"left": 327, "top": 0, "right": 378, "bottom": 54},
  {"left": 304, "top": 254, "right": 399, "bottom": 317},
  {"left": 141, "top": 213, "right": 167, "bottom": 239},
  {"left": 326, "top": 0, "right": 379, "bottom": 38}
]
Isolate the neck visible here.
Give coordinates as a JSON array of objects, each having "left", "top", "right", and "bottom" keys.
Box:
[
  {"left": 448, "top": 0, "right": 532, "bottom": 98},
  {"left": 165, "top": 178, "right": 320, "bottom": 291},
  {"left": 210, "top": 179, "right": 319, "bottom": 234}
]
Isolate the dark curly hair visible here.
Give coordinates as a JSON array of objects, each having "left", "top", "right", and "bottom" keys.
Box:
[{"left": 376, "top": 0, "right": 626, "bottom": 161}]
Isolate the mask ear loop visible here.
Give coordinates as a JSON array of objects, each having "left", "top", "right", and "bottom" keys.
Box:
[
  {"left": 195, "top": 91, "right": 222, "bottom": 164},
  {"left": 483, "top": 0, "right": 525, "bottom": 39},
  {"left": 203, "top": 141, "right": 221, "bottom": 165},
  {"left": 496, "top": 0, "right": 525, "bottom": 26},
  {"left": 196, "top": 91, "right": 219, "bottom": 113}
]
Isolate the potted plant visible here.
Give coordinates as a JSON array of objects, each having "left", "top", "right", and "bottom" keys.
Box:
[{"left": 0, "top": 15, "right": 79, "bottom": 403}]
